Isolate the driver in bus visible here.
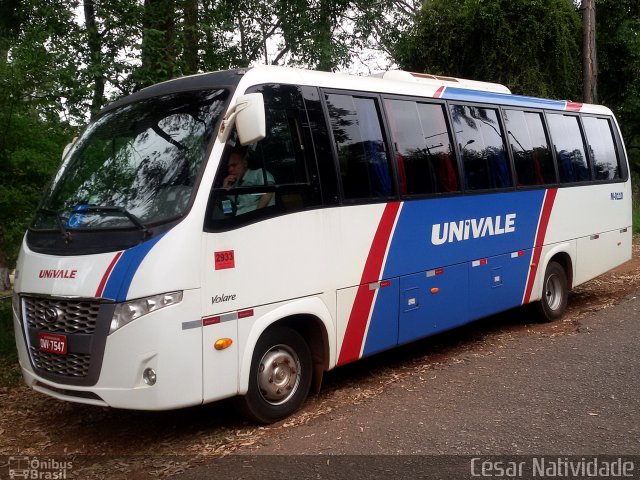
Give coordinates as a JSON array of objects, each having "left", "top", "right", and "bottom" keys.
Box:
[{"left": 222, "top": 148, "right": 275, "bottom": 215}]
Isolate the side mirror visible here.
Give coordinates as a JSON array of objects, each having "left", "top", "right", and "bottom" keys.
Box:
[{"left": 218, "top": 93, "right": 266, "bottom": 145}]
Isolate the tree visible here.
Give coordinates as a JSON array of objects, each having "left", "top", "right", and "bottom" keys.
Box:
[
  {"left": 582, "top": 0, "right": 597, "bottom": 103},
  {"left": 393, "top": 0, "right": 583, "bottom": 100},
  {"left": 595, "top": 0, "right": 640, "bottom": 169},
  {"left": 0, "top": 0, "right": 82, "bottom": 267}
]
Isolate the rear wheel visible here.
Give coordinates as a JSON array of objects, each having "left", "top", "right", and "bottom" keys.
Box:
[
  {"left": 238, "top": 326, "right": 312, "bottom": 424},
  {"left": 536, "top": 261, "right": 568, "bottom": 322}
]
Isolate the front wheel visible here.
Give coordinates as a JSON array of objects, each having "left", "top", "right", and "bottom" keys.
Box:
[
  {"left": 238, "top": 326, "right": 312, "bottom": 424},
  {"left": 536, "top": 261, "right": 568, "bottom": 322}
]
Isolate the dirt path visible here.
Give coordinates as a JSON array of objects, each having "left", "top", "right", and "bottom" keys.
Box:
[{"left": 1, "top": 237, "right": 639, "bottom": 478}]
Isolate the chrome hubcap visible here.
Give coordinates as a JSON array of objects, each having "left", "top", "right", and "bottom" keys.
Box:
[
  {"left": 257, "top": 345, "right": 301, "bottom": 405},
  {"left": 544, "top": 273, "right": 562, "bottom": 311}
]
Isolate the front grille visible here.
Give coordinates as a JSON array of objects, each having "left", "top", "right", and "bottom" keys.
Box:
[
  {"left": 30, "top": 347, "right": 91, "bottom": 377},
  {"left": 24, "top": 296, "right": 100, "bottom": 334}
]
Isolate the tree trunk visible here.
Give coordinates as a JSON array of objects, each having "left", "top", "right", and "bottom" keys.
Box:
[
  {"left": 182, "top": 0, "right": 199, "bottom": 75},
  {"left": 582, "top": 0, "right": 597, "bottom": 103},
  {"left": 0, "top": 0, "right": 21, "bottom": 69},
  {"left": 0, "top": 268, "right": 10, "bottom": 291},
  {"left": 138, "top": 0, "right": 177, "bottom": 89},
  {"left": 83, "top": 0, "right": 105, "bottom": 116},
  {"left": 316, "top": 0, "right": 336, "bottom": 72}
]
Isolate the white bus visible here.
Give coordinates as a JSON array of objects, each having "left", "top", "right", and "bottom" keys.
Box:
[{"left": 12, "top": 66, "right": 632, "bottom": 423}]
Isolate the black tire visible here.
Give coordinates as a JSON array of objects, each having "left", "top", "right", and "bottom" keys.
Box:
[
  {"left": 536, "top": 261, "right": 568, "bottom": 322},
  {"left": 238, "top": 326, "right": 312, "bottom": 424}
]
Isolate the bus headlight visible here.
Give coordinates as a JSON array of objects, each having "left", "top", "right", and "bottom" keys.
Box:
[{"left": 110, "top": 291, "right": 183, "bottom": 334}]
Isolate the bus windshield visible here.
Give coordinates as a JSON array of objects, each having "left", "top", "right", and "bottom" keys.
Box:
[{"left": 32, "top": 88, "right": 229, "bottom": 231}]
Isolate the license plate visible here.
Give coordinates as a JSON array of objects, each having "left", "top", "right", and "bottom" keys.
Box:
[{"left": 38, "top": 332, "right": 67, "bottom": 355}]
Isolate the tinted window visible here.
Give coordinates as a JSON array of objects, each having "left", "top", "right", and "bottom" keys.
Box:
[
  {"left": 385, "top": 99, "right": 459, "bottom": 195},
  {"left": 582, "top": 116, "right": 621, "bottom": 181},
  {"left": 325, "top": 93, "right": 394, "bottom": 200},
  {"left": 503, "top": 110, "right": 556, "bottom": 186},
  {"left": 546, "top": 113, "right": 590, "bottom": 183},
  {"left": 206, "top": 84, "right": 320, "bottom": 228},
  {"left": 301, "top": 86, "right": 339, "bottom": 205},
  {"left": 450, "top": 104, "right": 511, "bottom": 190}
]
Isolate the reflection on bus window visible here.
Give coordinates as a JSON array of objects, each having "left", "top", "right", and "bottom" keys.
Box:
[
  {"left": 546, "top": 113, "right": 590, "bottom": 183},
  {"left": 582, "top": 116, "right": 621, "bottom": 181},
  {"left": 503, "top": 110, "right": 556, "bottom": 186},
  {"left": 450, "top": 104, "right": 511, "bottom": 190},
  {"left": 385, "top": 99, "right": 459, "bottom": 195},
  {"left": 325, "top": 93, "right": 394, "bottom": 200},
  {"left": 32, "top": 89, "right": 228, "bottom": 230}
]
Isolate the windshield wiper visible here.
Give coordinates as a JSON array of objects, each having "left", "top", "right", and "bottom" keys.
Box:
[
  {"left": 74, "top": 206, "right": 150, "bottom": 236},
  {"left": 38, "top": 208, "right": 73, "bottom": 243}
]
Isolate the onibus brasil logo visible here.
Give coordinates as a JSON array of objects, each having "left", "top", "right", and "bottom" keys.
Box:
[{"left": 7, "top": 456, "right": 73, "bottom": 479}]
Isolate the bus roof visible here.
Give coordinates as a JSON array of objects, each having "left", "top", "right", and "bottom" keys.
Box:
[
  {"left": 237, "top": 65, "right": 612, "bottom": 116},
  {"left": 102, "top": 64, "right": 613, "bottom": 118}
]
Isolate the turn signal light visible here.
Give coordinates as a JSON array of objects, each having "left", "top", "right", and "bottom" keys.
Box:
[
  {"left": 430, "top": 287, "right": 439, "bottom": 294},
  {"left": 214, "top": 338, "right": 233, "bottom": 350}
]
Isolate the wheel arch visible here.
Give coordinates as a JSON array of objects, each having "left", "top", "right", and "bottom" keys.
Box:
[
  {"left": 532, "top": 242, "right": 575, "bottom": 303},
  {"left": 548, "top": 251, "right": 574, "bottom": 290},
  {"left": 238, "top": 296, "right": 335, "bottom": 396}
]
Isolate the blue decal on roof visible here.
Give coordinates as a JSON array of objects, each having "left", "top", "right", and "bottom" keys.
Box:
[{"left": 442, "top": 87, "right": 567, "bottom": 111}]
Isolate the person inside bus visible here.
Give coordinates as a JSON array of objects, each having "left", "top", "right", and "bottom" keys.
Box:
[{"left": 222, "top": 148, "right": 275, "bottom": 215}]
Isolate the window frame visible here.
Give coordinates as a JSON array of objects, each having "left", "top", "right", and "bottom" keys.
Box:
[
  {"left": 500, "top": 106, "right": 559, "bottom": 190},
  {"left": 544, "top": 111, "right": 594, "bottom": 186},
  {"left": 204, "top": 83, "right": 323, "bottom": 232},
  {"left": 447, "top": 100, "right": 516, "bottom": 194},
  {"left": 381, "top": 93, "right": 461, "bottom": 200},
  {"left": 320, "top": 88, "right": 400, "bottom": 205},
  {"left": 579, "top": 113, "right": 627, "bottom": 184}
]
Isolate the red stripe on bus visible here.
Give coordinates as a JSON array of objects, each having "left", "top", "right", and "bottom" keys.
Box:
[
  {"left": 523, "top": 189, "right": 558, "bottom": 304},
  {"left": 202, "top": 316, "right": 220, "bottom": 326},
  {"left": 434, "top": 86, "right": 445, "bottom": 98},
  {"left": 338, "top": 202, "right": 401, "bottom": 366},
  {"left": 566, "top": 101, "right": 583, "bottom": 112},
  {"left": 95, "top": 251, "right": 123, "bottom": 298}
]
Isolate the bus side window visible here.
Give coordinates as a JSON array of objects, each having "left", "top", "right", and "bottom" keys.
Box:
[
  {"left": 450, "top": 104, "right": 512, "bottom": 191},
  {"left": 301, "top": 85, "right": 339, "bottom": 206},
  {"left": 503, "top": 109, "right": 556, "bottom": 186},
  {"left": 384, "top": 98, "right": 459, "bottom": 196},
  {"left": 324, "top": 93, "right": 395, "bottom": 201},
  {"left": 546, "top": 113, "right": 591, "bottom": 184},
  {"left": 582, "top": 116, "right": 621, "bottom": 181}
]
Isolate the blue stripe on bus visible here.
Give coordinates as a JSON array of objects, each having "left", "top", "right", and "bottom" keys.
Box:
[
  {"left": 102, "top": 233, "right": 166, "bottom": 301},
  {"left": 362, "top": 278, "right": 399, "bottom": 357},
  {"left": 362, "top": 191, "right": 547, "bottom": 355},
  {"left": 441, "top": 87, "right": 567, "bottom": 111}
]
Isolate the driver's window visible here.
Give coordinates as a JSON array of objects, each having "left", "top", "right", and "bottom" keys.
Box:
[{"left": 205, "top": 84, "right": 321, "bottom": 230}]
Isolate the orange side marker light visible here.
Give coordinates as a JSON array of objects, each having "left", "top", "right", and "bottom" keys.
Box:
[{"left": 214, "top": 338, "right": 233, "bottom": 350}]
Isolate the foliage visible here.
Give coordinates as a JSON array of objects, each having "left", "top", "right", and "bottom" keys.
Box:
[
  {"left": 0, "top": 112, "right": 74, "bottom": 266},
  {"left": 595, "top": 0, "right": 640, "bottom": 171},
  {"left": 0, "top": 0, "right": 82, "bottom": 266},
  {"left": 0, "top": 297, "right": 16, "bottom": 358},
  {"left": 393, "top": 0, "right": 582, "bottom": 100}
]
